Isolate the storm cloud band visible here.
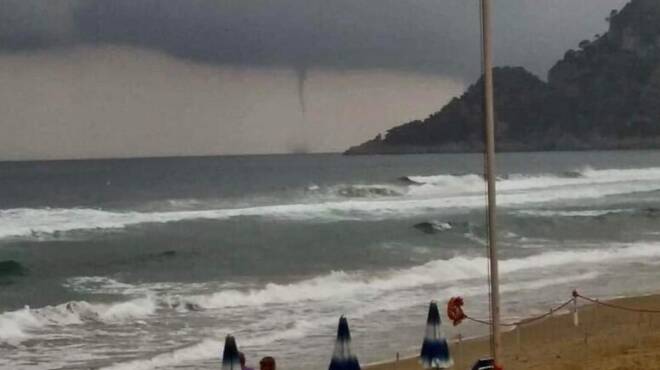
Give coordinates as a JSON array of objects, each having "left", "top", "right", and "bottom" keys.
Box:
[{"left": 0, "top": 0, "right": 628, "bottom": 80}]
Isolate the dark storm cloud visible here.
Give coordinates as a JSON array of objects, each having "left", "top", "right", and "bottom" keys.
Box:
[
  {"left": 0, "top": 0, "right": 627, "bottom": 79},
  {"left": 0, "top": 0, "right": 80, "bottom": 49},
  {"left": 69, "top": 0, "right": 482, "bottom": 75}
]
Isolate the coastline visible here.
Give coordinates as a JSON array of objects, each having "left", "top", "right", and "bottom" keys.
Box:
[
  {"left": 344, "top": 140, "right": 660, "bottom": 156},
  {"left": 367, "top": 294, "right": 660, "bottom": 370}
]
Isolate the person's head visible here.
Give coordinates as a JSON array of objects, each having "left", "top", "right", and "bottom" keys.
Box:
[
  {"left": 259, "top": 356, "right": 276, "bottom": 370},
  {"left": 239, "top": 352, "right": 246, "bottom": 369}
]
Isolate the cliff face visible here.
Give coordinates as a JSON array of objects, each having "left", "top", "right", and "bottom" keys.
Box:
[{"left": 346, "top": 0, "right": 660, "bottom": 155}]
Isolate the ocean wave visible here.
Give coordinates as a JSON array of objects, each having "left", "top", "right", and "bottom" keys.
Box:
[
  {"left": 63, "top": 276, "right": 234, "bottom": 297},
  {"left": 2, "top": 166, "right": 660, "bottom": 238},
  {"left": 6, "top": 240, "right": 655, "bottom": 367},
  {"left": 406, "top": 166, "right": 660, "bottom": 196},
  {"left": 0, "top": 297, "right": 157, "bottom": 344},
  {"left": 63, "top": 276, "right": 137, "bottom": 295},
  {"left": 53, "top": 242, "right": 659, "bottom": 315},
  {"left": 513, "top": 209, "right": 633, "bottom": 217},
  {"left": 334, "top": 184, "right": 404, "bottom": 198},
  {"left": 304, "top": 183, "right": 405, "bottom": 198},
  {"left": 181, "top": 242, "right": 660, "bottom": 310},
  {"left": 404, "top": 173, "right": 485, "bottom": 194},
  {"left": 99, "top": 338, "right": 223, "bottom": 370},
  {"left": 413, "top": 221, "right": 455, "bottom": 234},
  {"left": 6, "top": 242, "right": 660, "bottom": 343},
  {"left": 0, "top": 260, "right": 26, "bottom": 279},
  {"left": 96, "top": 268, "right": 599, "bottom": 370},
  {"left": 98, "top": 316, "right": 338, "bottom": 370},
  {"left": 514, "top": 207, "right": 660, "bottom": 219},
  {"left": 96, "top": 269, "right": 600, "bottom": 370}
]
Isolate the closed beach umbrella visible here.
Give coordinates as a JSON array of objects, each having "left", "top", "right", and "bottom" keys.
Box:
[
  {"left": 420, "top": 301, "right": 453, "bottom": 369},
  {"left": 329, "top": 316, "right": 361, "bottom": 370},
  {"left": 221, "top": 335, "right": 241, "bottom": 370}
]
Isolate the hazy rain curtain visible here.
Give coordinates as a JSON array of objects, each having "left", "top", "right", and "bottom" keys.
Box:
[
  {"left": 420, "top": 301, "right": 453, "bottom": 369},
  {"left": 329, "top": 316, "right": 361, "bottom": 370}
]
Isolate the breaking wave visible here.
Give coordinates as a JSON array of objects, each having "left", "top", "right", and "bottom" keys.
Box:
[
  {"left": 5, "top": 241, "right": 658, "bottom": 366},
  {"left": 95, "top": 268, "right": 603, "bottom": 370},
  {"left": 163, "top": 242, "right": 660, "bottom": 310},
  {"left": 2, "top": 166, "right": 660, "bottom": 239},
  {"left": 406, "top": 166, "right": 660, "bottom": 196},
  {"left": 334, "top": 184, "right": 404, "bottom": 198},
  {"left": 100, "top": 339, "right": 224, "bottom": 370},
  {"left": 0, "top": 297, "right": 157, "bottom": 343},
  {"left": 123, "top": 242, "right": 648, "bottom": 369},
  {"left": 63, "top": 276, "right": 216, "bottom": 296},
  {"left": 513, "top": 209, "right": 633, "bottom": 217},
  {"left": 9, "top": 241, "right": 655, "bottom": 334}
]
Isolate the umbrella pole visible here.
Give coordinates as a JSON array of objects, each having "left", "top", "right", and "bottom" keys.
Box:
[
  {"left": 480, "top": 0, "right": 502, "bottom": 365},
  {"left": 458, "top": 333, "right": 463, "bottom": 367}
]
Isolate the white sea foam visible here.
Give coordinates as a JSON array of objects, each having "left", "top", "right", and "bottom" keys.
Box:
[
  {"left": 408, "top": 166, "right": 660, "bottom": 191},
  {"left": 4, "top": 242, "right": 659, "bottom": 345},
  {"left": 186, "top": 242, "right": 660, "bottom": 309},
  {"left": 97, "top": 317, "right": 334, "bottom": 370},
  {"left": 2, "top": 167, "right": 660, "bottom": 238},
  {"left": 514, "top": 209, "right": 632, "bottom": 217},
  {"left": 332, "top": 184, "right": 405, "bottom": 198},
  {"left": 0, "top": 297, "right": 157, "bottom": 344},
  {"left": 441, "top": 271, "right": 600, "bottom": 299},
  {"left": 63, "top": 276, "right": 137, "bottom": 294},
  {"left": 406, "top": 174, "right": 485, "bottom": 196},
  {"left": 406, "top": 166, "right": 660, "bottom": 201},
  {"left": 96, "top": 269, "right": 601, "bottom": 370},
  {"left": 11, "top": 243, "right": 660, "bottom": 339},
  {"left": 0, "top": 308, "right": 43, "bottom": 342},
  {"left": 100, "top": 338, "right": 223, "bottom": 370},
  {"left": 6, "top": 241, "right": 656, "bottom": 369},
  {"left": 63, "top": 276, "right": 217, "bottom": 296},
  {"left": 8, "top": 242, "right": 650, "bottom": 344}
]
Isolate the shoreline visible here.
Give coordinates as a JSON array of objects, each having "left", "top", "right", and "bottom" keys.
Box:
[
  {"left": 367, "top": 293, "right": 660, "bottom": 370},
  {"left": 344, "top": 143, "right": 660, "bottom": 156}
]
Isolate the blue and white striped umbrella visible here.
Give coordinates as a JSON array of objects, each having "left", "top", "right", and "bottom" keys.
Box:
[
  {"left": 221, "top": 335, "right": 241, "bottom": 370},
  {"left": 420, "top": 301, "right": 453, "bottom": 369},
  {"left": 328, "top": 316, "right": 361, "bottom": 370}
]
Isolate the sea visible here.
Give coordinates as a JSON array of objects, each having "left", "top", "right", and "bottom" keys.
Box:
[{"left": 1, "top": 151, "right": 660, "bottom": 370}]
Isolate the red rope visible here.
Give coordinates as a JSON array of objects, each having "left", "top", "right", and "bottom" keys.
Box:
[
  {"left": 452, "top": 290, "right": 660, "bottom": 330},
  {"left": 456, "top": 297, "right": 574, "bottom": 328}
]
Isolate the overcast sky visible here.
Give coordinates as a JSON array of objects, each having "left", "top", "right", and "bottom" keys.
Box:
[{"left": 0, "top": 0, "right": 627, "bottom": 160}]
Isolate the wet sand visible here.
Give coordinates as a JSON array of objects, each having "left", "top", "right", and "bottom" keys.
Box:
[{"left": 367, "top": 294, "right": 660, "bottom": 370}]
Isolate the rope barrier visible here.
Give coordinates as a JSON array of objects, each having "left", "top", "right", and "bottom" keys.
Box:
[
  {"left": 451, "top": 289, "right": 660, "bottom": 329},
  {"left": 462, "top": 298, "right": 574, "bottom": 328},
  {"left": 574, "top": 291, "right": 660, "bottom": 314}
]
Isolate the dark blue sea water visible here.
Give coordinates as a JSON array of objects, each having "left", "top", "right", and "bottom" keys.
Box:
[{"left": 1, "top": 151, "right": 660, "bottom": 370}]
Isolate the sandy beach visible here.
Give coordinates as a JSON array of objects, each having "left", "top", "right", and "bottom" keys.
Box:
[{"left": 368, "top": 294, "right": 660, "bottom": 370}]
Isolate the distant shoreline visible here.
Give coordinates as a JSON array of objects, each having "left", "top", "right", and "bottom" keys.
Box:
[
  {"left": 3, "top": 146, "right": 660, "bottom": 164},
  {"left": 0, "top": 151, "right": 342, "bottom": 165},
  {"left": 344, "top": 139, "right": 660, "bottom": 155}
]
